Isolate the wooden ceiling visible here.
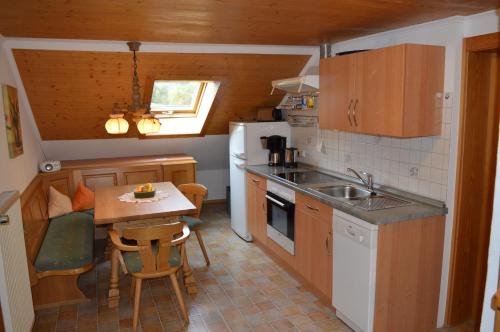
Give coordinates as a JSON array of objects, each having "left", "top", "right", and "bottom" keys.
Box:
[
  {"left": 1, "top": 1, "right": 497, "bottom": 45},
  {"left": 13, "top": 50, "right": 309, "bottom": 140}
]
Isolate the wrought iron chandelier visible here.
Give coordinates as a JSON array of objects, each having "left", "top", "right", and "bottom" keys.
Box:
[{"left": 105, "top": 41, "right": 161, "bottom": 135}]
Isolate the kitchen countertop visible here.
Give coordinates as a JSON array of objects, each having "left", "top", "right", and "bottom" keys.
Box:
[{"left": 246, "top": 164, "right": 447, "bottom": 225}]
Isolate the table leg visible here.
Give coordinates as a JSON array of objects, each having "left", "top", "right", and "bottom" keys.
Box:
[
  {"left": 181, "top": 245, "right": 198, "bottom": 295},
  {"left": 104, "top": 225, "right": 113, "bottom": 260},
  {"left": 108, "top": 248, "right": 120, "bottom": 308}
]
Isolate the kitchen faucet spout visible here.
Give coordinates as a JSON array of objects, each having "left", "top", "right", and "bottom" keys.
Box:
[{"left": 347, "top": 168, "right": 374, "bottom": 192}]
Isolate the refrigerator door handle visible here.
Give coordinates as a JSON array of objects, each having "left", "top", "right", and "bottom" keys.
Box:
[
  {"left": 231, "top": 152, "right": 247, "bottom": 160},
  {"left": 234, "top": 161, "right": 246, "bottom": 169}
]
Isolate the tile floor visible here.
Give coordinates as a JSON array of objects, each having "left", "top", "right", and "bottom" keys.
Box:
[{"left": 33, "top": 203, "right": 352, "bottom": 332}]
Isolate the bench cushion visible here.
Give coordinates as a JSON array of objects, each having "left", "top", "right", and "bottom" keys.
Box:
[
  {"left": 123, "top": 245, "right": 181, "bottom": 273},
  {"left": 35, "top": 212, "right": 94, "bottom": 272},
  {"left": 180, "top": 216, "right": 203, "bottom": 228}
]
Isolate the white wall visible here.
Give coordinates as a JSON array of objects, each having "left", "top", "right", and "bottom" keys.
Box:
[
  {"left": 291, "top": 10, "right": 498, "bottom": 327},
  {"left": 0, "top": 36, "right": 43, "bottom": 192}
]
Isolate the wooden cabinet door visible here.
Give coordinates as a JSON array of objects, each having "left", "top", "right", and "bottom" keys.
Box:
[
  {"left": 310, "top": 216, "right": 333, "bottom": 300},
  {"left": 163, "top": 164, "right": 195, "bottom": 187},
  {"left": 295, "top": 208, "right": 313, "bottom": 280},
  {"left": 319, "top": 55, "right": 356, "bottom": 132},
  {"left": 120, "top": 165, "right": 163, "bottom": 185},
  {"left": 295, "top": 193, "right": 333, "bottom": 300},
  {"left": 295, "top": 208, "right": 332, "bottom": 300},
  {"left": 81, "top": 169, "right": 119, "bottom": 191},
  {"left": 246, "top": 174, "right": 267, "bottom": 243},
  {"left": 354, "top": 45, "right": 406, "bottom": 136}
]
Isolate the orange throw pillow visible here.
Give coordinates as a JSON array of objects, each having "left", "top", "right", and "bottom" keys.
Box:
[{"left": 72, "top": 182, "right": 95, "bottom": 211}]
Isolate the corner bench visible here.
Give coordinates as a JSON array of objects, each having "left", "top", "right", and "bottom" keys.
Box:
[{"left": 21, "top": 176, "right": 95, "bottom": 309}]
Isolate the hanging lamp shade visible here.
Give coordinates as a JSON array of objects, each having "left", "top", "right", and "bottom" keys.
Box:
[
  {"left": 137, "top": 114, "right": 161, "bottom": 134},
  {"left": 105, "top": 113, "right": 129, "bottom": 134}
]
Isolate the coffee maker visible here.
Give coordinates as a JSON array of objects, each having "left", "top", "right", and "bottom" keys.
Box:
[{"left": 260, "top": 135, "right": 287, "bottom": 166}]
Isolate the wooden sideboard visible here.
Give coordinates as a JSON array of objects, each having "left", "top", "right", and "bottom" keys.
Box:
[{"left": 39, "top": 154, "right": 197, "bottom": 195}]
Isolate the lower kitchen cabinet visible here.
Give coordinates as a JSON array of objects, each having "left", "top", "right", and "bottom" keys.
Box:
[
  {"left": 295, "top": 193, "right": 333, "bottom": 301},
  {"left": 246, "top": 173, "right": 267, "bottom": 243}
]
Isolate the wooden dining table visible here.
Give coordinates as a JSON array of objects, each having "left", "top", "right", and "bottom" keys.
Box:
[{"left": 94, "top": 182, "right": 198, "bottom": 308}]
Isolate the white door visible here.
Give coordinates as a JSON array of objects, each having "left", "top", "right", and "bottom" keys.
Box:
[{"left": 229, "top": 156, "right": 251, "bottom": 241}]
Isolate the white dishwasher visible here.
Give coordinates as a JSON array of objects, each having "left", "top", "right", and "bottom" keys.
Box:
[{"left": 332, "top": 210, "right": 378, "bottom": 332}]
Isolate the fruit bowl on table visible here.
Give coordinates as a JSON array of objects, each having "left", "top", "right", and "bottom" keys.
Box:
[
  {"left": 133, "top": 183, "right": 156, "bottom": 198},
  {"left": 134, "top": 189, "right": 156, "bottom": 199}
]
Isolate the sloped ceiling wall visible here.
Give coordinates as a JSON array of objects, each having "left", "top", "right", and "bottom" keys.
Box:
[{"left": 13, "top": 50, "right": 309, "bottom": 140}]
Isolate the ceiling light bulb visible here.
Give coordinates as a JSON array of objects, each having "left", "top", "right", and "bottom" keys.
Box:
[
  {"left": 137, "top": 114, "right": 161, "bottom": 134},
  {"left": 105, "top": 113, "right": 129, "bottom": 134}
]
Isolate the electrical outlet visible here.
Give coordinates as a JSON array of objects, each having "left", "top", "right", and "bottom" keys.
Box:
[
  {"left": 345, "top": 154, "right": 352, "bottom": 163},
  {"left": 306, "top": 136, "right": 313, "bottom": 145},
  {"left": 410, "top": 167, "right": 419, "bottom": 177},
  {"left": 298, "top": 150, "right": 306, "bottom": 158}
]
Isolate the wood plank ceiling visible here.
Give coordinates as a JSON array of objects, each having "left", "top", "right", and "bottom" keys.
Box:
[
  {"left": 0, "top": 1, "right": 497, "bottom": 45},
  {"left": 13, "top": 50, "right": 309, "bottom": 140}
]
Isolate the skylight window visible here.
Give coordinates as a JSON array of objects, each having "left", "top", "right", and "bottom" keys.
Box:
[
  {"left": 150, "top": 80, "right": 206, "bottom": 116},
  {"left": 147, "top": 80, "right": 220, "bottom": 136}
]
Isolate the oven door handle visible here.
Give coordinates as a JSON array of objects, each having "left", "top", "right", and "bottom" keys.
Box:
[{"left": 265, "top": 195, "right": 286, "bottom": 207}]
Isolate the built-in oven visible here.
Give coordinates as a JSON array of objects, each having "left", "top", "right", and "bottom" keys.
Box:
[{"left": 266, "top": 181, "right": 295, "bottom": 255}]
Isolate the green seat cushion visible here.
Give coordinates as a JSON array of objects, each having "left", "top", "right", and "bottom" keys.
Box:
[
  {"left": 122, "top": 244, "right": 181, "bottom": 273},
  {"left": 180, "top": 216, "right": 203, "bottom": 228},
  {"left": 35, "top": 212, "right": 94, "bottom": 272}
]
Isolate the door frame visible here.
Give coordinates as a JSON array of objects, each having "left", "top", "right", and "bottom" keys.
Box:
[{"left": 446, "top": 32, "right": 500, "bottom": 327}]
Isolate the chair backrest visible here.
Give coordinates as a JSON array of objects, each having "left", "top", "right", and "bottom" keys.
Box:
[
  {"left": 177, "top": 183, "right": 208, "bottom": 218},
  {"left": 122, "top": 222, "right": 184, "bottom": 274}
]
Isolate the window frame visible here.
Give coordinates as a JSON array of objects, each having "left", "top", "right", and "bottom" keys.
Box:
[{"left": 149, "top": 80, "right": 208, "bottom": 118}]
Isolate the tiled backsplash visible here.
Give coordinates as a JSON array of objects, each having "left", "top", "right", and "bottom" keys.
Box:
[{"left": 290, "top": 108, "right": 452, "bottom": 201}]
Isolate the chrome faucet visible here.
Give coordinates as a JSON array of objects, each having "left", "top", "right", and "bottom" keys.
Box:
[{"left": 347, "top": 168, "right": 374, "bottom": 192}]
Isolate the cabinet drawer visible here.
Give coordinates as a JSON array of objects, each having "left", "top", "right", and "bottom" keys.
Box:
[
  {"left": 296, "top": 192, "right": 333, "bottom": 220},
  {"left": 247, "top": 173, "right": 267, "bottom": 191}
]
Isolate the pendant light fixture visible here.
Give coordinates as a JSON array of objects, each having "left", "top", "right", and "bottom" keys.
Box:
[{"left": 105, "top": 41, "right": 161, "bottom": 135}]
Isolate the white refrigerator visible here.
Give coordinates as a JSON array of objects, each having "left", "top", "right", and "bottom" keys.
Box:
[{"left": 229, "top": 121, "right": 291, "bottom": 241}]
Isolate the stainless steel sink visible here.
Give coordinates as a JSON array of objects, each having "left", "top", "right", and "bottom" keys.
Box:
[{"left": 316, "top": 185, "right": 373, "bottom": 199}]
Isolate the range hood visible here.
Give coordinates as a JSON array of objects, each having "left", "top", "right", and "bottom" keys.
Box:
[{"left": 271, "top": 75, "right": 319, "bottom": 94}]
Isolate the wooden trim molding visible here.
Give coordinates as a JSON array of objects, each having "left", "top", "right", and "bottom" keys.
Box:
[
  {"left": 446, "top": 32, "right": 500, "bottom": 327},
  {"left": 36, "top": 262, "right": 95, "bottom": 279},
  {"left": 0, "top": 191, "right": 20, "bottom": 215},
  {"left": 465, "top": 32, "right": 500, "bottom": 52}
]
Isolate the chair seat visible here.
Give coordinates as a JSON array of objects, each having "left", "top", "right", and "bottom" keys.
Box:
[
  {"left": 180, "top": 216, "right": 203, "bottom": 228},
  {"left": 123, "top": 245, "right": 181, "bottom": 273},
  {"left": 35, "top": 212, "right": 94, "bottom": 272}
]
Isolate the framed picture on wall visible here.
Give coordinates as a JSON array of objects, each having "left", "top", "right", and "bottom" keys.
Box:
[{"left": 2, "top": 84, "right": 23, "bottom": 158}]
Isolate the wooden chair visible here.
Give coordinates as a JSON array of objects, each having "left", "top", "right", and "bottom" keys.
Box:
[
  {"left": 177, "top": 183, "right": 210, "bottom": 265},
  {"left": 108, "top": 222, "right": 190, "bottom": 332}
]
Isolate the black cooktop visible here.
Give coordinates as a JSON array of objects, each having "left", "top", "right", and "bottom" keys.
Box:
[{"left": 274, "top": 171, "right": 337, "bottom": 185}]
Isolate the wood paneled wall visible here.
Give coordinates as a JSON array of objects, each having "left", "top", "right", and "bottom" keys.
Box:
[
  {"left": 0, "top": 1, "right": 497, "bottom": 45},
  {"left": 13, "top": 50, "right": 309, "bottom": 140}
]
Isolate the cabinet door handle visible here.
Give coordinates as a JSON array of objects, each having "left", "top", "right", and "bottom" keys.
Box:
[
  {"left": 252, "top": 179, "right": 260, "bottom": 183},
  {"left": 494, "top": 290, "right": 500, "bottom": 311},
  {"left": 352, "top": 99, "right": 359, "bottom": 127},
  {"left": 326, "top": 230, "right": 332, "bottom": 255},
  {"left": 347, "top": 99, "right": 353, "bottom": 126},
  {"left": 305, "top": 204, "right": 319, "bottom": 211}
]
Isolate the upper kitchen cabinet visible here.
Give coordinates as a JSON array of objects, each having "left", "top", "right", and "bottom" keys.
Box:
[{"left": 319, "top": 44, "right": 445, "bottom": 137}]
